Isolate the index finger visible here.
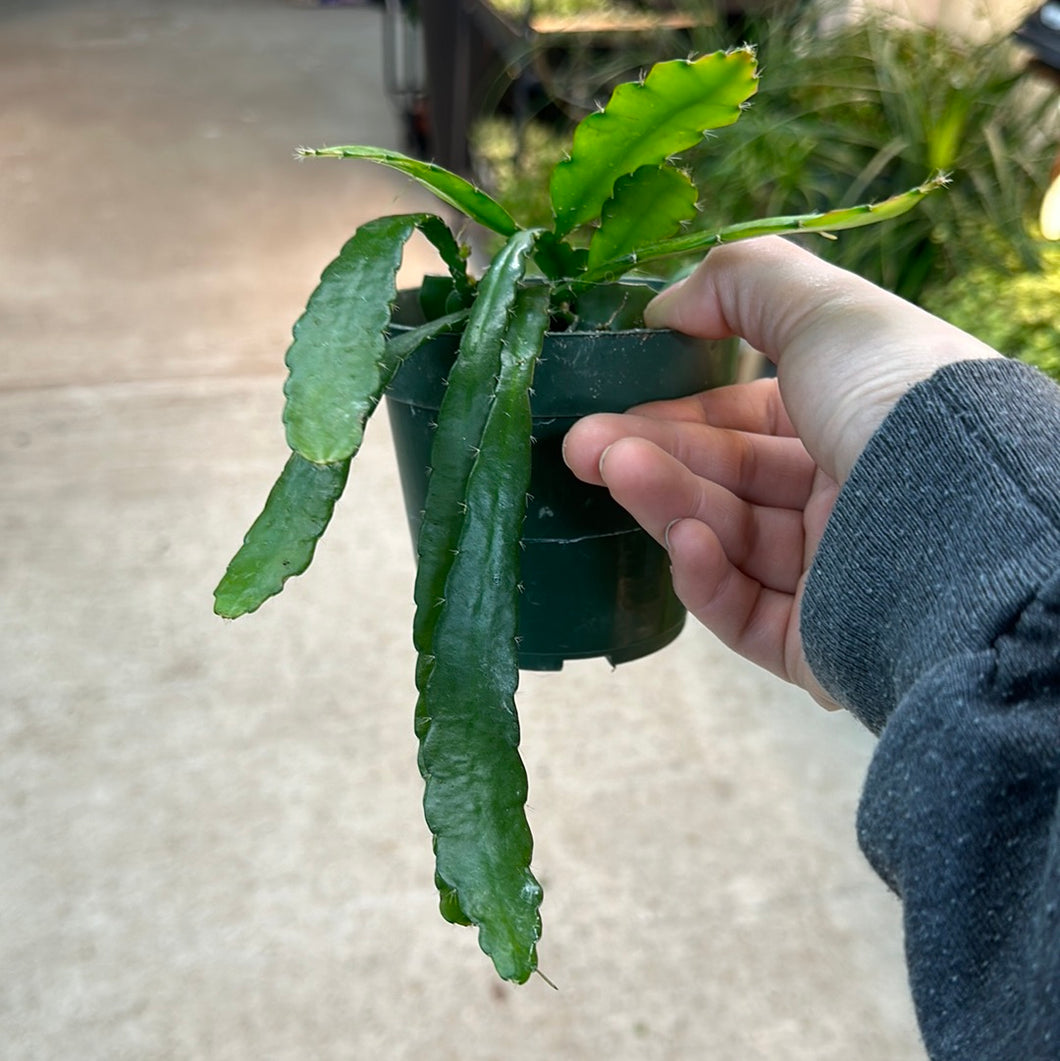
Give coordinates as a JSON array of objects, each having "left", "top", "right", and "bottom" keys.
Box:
[
  {"left": 562, "top": 405, "right": 816, "bottom": 510},
  {"left": 629, "top": 377, "right": 797, "bottom": 438}
]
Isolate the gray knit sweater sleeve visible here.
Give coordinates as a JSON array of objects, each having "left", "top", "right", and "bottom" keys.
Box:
[{"left": 801, "top": 359, "right": 1060, "bottom": 1060}]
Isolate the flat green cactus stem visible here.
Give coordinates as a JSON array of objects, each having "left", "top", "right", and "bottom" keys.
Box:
[
  {"left": 586, "top": 163, "right": 699, "bottom": 272},
  {"left": 581, "top": 175, "right": 950, "bottom": 282},
  {"left": 283, "top": 213, "right": 469, "bottom": 464},
  {"left": 212, "top": 308, "right": 465, "bottom": 620},
  {"left": 297, "top": 144, "right": 518, "bottom": 238},
  {"left": 549, "top": 49, "right": 759, "bottom": 236},
  {"left": 413, "top": 233, "right": 548, "bottom": 983}
]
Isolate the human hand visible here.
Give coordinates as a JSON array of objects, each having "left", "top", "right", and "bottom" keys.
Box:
[{"left": 562, "top": 237, "right": 1000, "bottom": 708}]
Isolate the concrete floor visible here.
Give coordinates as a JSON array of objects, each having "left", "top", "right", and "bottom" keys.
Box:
[{"left": 0, "top": 2, "right": 925, "bottom": 1057}]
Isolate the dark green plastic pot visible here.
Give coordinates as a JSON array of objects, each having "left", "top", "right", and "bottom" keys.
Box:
[{"left": 386, "top": 289, "right": 736, "bottom": 671}]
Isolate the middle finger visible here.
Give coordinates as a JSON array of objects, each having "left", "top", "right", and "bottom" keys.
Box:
[{"left": 597, "top": 435, "right": 807, "bottom": 595}]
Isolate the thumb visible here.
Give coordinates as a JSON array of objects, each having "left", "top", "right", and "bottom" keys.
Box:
[{"left": 644, "top": 237, "right": 999, "bottom": 482}]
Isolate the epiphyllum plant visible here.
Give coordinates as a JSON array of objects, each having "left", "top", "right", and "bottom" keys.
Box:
[{"left": 215, "top": 48, "right": 940, "bottom": 983}]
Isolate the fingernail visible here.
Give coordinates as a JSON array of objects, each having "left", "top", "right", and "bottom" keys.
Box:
[
  {"left": 664, "top": 518, "right": 681, "bottom": 553},
  {"left": 597, "top": 443, "right": 613, "bottom": 480},
  {"left": 643, "top": 278, "right": 685, "bottom": 329}
]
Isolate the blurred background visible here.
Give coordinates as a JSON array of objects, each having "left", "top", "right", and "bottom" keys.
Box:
[{"left": 1, "top": 1, "right": 1056, "bottom": 1058}]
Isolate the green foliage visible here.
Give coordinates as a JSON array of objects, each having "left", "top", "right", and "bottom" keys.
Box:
[
  {"left": 683, "top": 9, "right": 1060, "bottom": 303},
  {"left": 215, "top": 307, "right": 469, "bottom": 619},
  {"left": 311, "top": 52, "right": 936, "bottom": 284},
  {"left": 214, "top": 453, "right": 350, "bottom": 619},
  {"left": 580, "top": 175, "right": 944, "bottom": 283},
  {"left": 281, "top": 214, "right": 467, "bottom": 463},
  {"left": 923, "top": 239, "right": 1060, "bottom": 381},
  {"left": 549, "top": 49, "right": 758, "bottom": 234},
  {"left": 587, "top": 163, "right": 699, "bottom": 271},
  {"left": 411, "top": 231, "right": 537, "bottom": 664},
  {"left": 299, "top": 145, "right": 518, "bottom": 237},
  {"left": 415, "top": 279, "right": 549, "bottom": 983},
  {"left": 218, "top": 49, "right": 936, "bottom": 982}
]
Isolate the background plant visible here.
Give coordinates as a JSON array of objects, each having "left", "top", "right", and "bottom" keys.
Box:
[
  {"left": 689, "top": 9, "right": 1059, "bottom": 302},
  {"left": 923, "top": 235, "right": 1060, "bottom": 380},
  {"left": 472, "top": 4, "right": 1059, "bottom": 303}
]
